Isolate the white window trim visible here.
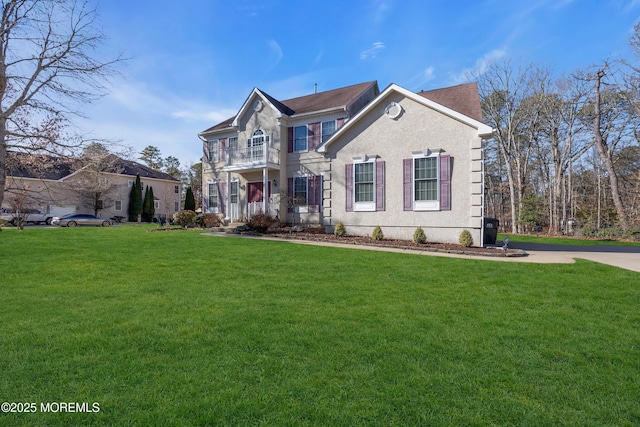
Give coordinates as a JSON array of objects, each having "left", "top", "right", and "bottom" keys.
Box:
[
  {"left": 293, "top": 173, "right": 309, "bottom": 213},
  {"left": 154, "top": 201, "right": 160, "bottom": 209},
  {"left": 412, "top": 150, "right": 441, "bottom": 211},
  {"left": 209, "top": 139, "right": 219, "bottom": 162},
  {"left": 230, "top": 180, "right": 239, "bottom": 204},
  {"left": 353, "top": 155, "right": 376, "bottom": 212},
  {"left": 208, "top": 181, "right": 219, "bottom": 213},
  {"left": 321, "top": 120, "right": 336, "bottom": 143},
  {"left": 293, "top": 125, "right": 308, "bottom": 152}
]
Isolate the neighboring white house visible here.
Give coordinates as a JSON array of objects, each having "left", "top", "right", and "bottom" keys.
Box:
[
  {"left": 3, "top": 152, "right": 182, "bottom": 222},
  {"left": 199, "top": 81, "right": 493, "bottom": 245}
]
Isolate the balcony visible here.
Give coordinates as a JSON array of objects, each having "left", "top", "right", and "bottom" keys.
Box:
[{"left": 222, "top": 145, "right": 280, "bottom": 171}]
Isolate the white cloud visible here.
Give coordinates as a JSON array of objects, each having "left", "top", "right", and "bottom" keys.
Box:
[
  {"left": 360, "top": 42, "right": 386, "bottom": 60},
  {"left": 267, "top": 39, "right": 283, "bottom": 67},
  {"left": 450, "top": 49, "right": 507, "bottom": 84},
  {"left": 423, "top": 66, "right": 436, "bottom": 82}
]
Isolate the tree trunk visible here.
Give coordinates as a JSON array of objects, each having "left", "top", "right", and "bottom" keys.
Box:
[
  {"left": 593, "top": 70, "right": 629, "bottom": 230},
  {"left": 0, "top": 117, "right": 6, "bottom": 210}
]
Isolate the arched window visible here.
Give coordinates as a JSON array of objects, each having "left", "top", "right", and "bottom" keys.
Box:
[{"left": 248, "top": 129, "right": 269, "bottom": 160}]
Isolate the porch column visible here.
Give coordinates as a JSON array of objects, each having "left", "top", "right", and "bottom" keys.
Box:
[
  {"left": 262, "top": 167, "right": 268, "bottom": 214},
  {"left": 226, "top": 171, "right": 231, "bottom": 221}
]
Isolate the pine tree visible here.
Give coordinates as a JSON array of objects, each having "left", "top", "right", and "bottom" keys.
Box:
[
  {"left": 128, "top": 174, "right": 143, "bottom": 222},
  {"left": 142, "top": 186, "right": 151, "bottom": 222},
  {"left": 184, "top": 186, "right": 195, "bottom": 211}
]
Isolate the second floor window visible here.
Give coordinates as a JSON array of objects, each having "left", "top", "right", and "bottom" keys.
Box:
[
  {"left": 294, "top": 126, "right": 307, "bottom": 152},
  {"left": 208, "top": 140, "right": 218, "bottom": 162},
  {"left": 321, "top": 120, "right": 336, "bottom": 142}
]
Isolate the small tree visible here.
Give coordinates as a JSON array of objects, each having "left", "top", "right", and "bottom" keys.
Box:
[
  {"left": 184, "top": 186, "right": 195, "bottom": 211},
  {"left": 459, "top": 230, "right": 474, "bottom": 247},
  {"left": 128, "top": 174, "right": 142, "bottom": 222},
  {"left": 173, "top": 210, "right": 197, "bottom": 228},
  {"left": 413, "top": 226, "right": 426, "bottom": 244},
  {"left": 372, "top": 225, "right": 384, "bottom": 240}
]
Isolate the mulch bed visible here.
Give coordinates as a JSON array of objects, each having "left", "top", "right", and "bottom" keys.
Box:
[{"left": 262, "top": 227, "right": 527, "bottom": 258}]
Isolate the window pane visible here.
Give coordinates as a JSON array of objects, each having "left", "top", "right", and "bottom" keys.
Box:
[
  {"left": 294, "top": 176, "right": 307, "bottom": 203},
  {"left": 321, "top": 121, "right": 336, "bottom": 142},
  {"left": 208, "top": 184, "right": 217, "bottom": 208},
  {"left": 230, "top": 182, "right": 238, "bottom": 203},
  {"left": 294, "top": 126, "right": 307, "bottom": 151},
  {"left": 414, "top": 158, "right": 438, "bottom": 201},
  {"left": 354, "top": 163, "right": 374, "bottom": 202}
]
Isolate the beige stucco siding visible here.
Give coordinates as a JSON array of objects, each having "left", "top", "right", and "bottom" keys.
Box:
[{"left": 325, "top": 92, "right": 483, "bottom": 244}]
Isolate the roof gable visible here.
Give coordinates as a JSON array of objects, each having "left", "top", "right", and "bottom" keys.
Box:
[
  {"left": 317, "top": 83, "right": 493, "bottom": 153},
  {"left": 417, "top": 82, "right": 483, "bottom": 122},
  {"left": 199, "top": 81, "right": 379, "bottom": 135}
]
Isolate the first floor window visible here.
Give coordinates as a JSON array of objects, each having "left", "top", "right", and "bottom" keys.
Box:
[
  {"left": 404, "top": 154, "right": 450, "bottom": 211},
  {"left": 294, "top": 176, "right": 308, "bottom": 204},
  {"left": 115, "top": 200, "right": 122, "bottom": 211},
  {"left": 414, "top": 157, "right": 438, "bottom": 202},
  {"left": 154, "top": 201, "right": 160, "bottom": 209},
  {"left": 354, "top": 162, "right": 374, "bottom": 203},
  {"left": 96, "top": 200, "right": 104, "bottom": 209},
  {"left": 174, "top": 201, "right": 179, "bottom": 212},
  {"left": 208, "top": 183, "right": 218, "bottom": 209},
  {"left": 230, "top": 181, "right": 239, "bottom": 204},
  {"left": 346, "top": 160, "right": 384, "bottom": 212}
]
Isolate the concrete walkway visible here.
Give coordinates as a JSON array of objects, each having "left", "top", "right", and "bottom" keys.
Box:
[{"left": 203, "top": 232, "right": 640, "bottom": 273}]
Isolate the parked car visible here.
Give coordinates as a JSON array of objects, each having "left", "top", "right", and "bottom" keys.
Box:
[
  {"left": 51, "top": 214, "right": 112, "bottom": 227},
  {"left": 0, "top": 208, "right": 54, "bottom": 225}
]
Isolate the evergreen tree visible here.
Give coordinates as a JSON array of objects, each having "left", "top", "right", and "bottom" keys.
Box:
[
  {"left": 128, "top": 174, "right": 143, "bottom": 222},
  {"left": 184, "top": 186, "right": 196, "bottom": 211},
  {"left": 142, "top": 186, "right": 153, "bottom": 222}
]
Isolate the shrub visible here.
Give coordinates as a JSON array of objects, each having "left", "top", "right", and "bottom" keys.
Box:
[
  {"left": 173, "top": 210, "right": 197, "bottom": 228},
  {"left": 248, "top": 213, "right": 279, "bottom": 233},
  {"left": 372, "top": 225, "right": 384, "bottom": 241},
  {"left": 196, "top": 213, "right": 222, "bottom": 228},
  {"left": 459, "top": 229, "right": 474, "bottom": 247},
  {"left": 334, "top": 221, "right": 346, "bottom": 237},
  {"left": 413, "top": 226, "right": 426, "bottom": 244}
]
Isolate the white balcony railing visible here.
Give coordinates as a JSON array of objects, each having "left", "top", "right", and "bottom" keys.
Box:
[{"left": 225, "top": 145, "right": 279, "bottom": 168}]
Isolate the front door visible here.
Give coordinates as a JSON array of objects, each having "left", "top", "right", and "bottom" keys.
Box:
[{"left": 247, "top": 181, "right": 271, "bottom": 218}]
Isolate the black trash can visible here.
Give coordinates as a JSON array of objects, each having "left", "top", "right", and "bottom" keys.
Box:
[{"left": 483, "top": 217, "right": 499, "bottom": 245}]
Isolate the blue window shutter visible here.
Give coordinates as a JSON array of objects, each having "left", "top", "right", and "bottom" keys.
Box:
[
  {"left": 345, "top": 164, "right": 353, "bottom": 212},
  {"left": 440, "top": 155, "right": 451, "bottom": 211},
  {"left": 403, "top": 159, "right": 412, "bottom": 211},
  {"left": 376, "top": 161, "right": 385, "bottom": 211},
  {"left": 203, "top": 140, "right": 210, "bottom": 162},
  {"left": 287, "top": 127, "right": 294, "bottom": 153},
  {"left": 337, "top": 117, "right": 345, "bottom": 129}
]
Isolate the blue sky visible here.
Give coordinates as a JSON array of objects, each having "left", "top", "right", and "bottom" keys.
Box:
[{"left": 77, "top": 0, "right": 640, "bottom": 167}]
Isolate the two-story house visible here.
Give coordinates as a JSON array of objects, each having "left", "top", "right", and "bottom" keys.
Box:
[{"left": 200, "top": 81, "right": 493, "bottom": 245}]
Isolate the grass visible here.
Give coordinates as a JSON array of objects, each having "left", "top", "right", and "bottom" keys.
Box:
[
  {"left": 1, "top": 225, "right": 639, "bottom": 425},
  {"left": 498, "top": 232, "right": 640, "bottom": 247}
]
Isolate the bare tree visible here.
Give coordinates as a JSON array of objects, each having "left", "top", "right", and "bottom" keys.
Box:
[
  {"left": 0, "top": 0, "right": 121, "bottom": 210},
  {"left": 592, "top": 66, "right": 633, "bottom": 231}
]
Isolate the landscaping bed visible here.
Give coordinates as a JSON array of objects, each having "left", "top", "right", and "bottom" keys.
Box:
[{"left": 263, "top": 227, "right": 526, "bottom": 257}]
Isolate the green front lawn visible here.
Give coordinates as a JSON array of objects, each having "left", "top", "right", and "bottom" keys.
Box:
[{"left": 1, "top": 226, "right": 639, "bottom": 426}]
